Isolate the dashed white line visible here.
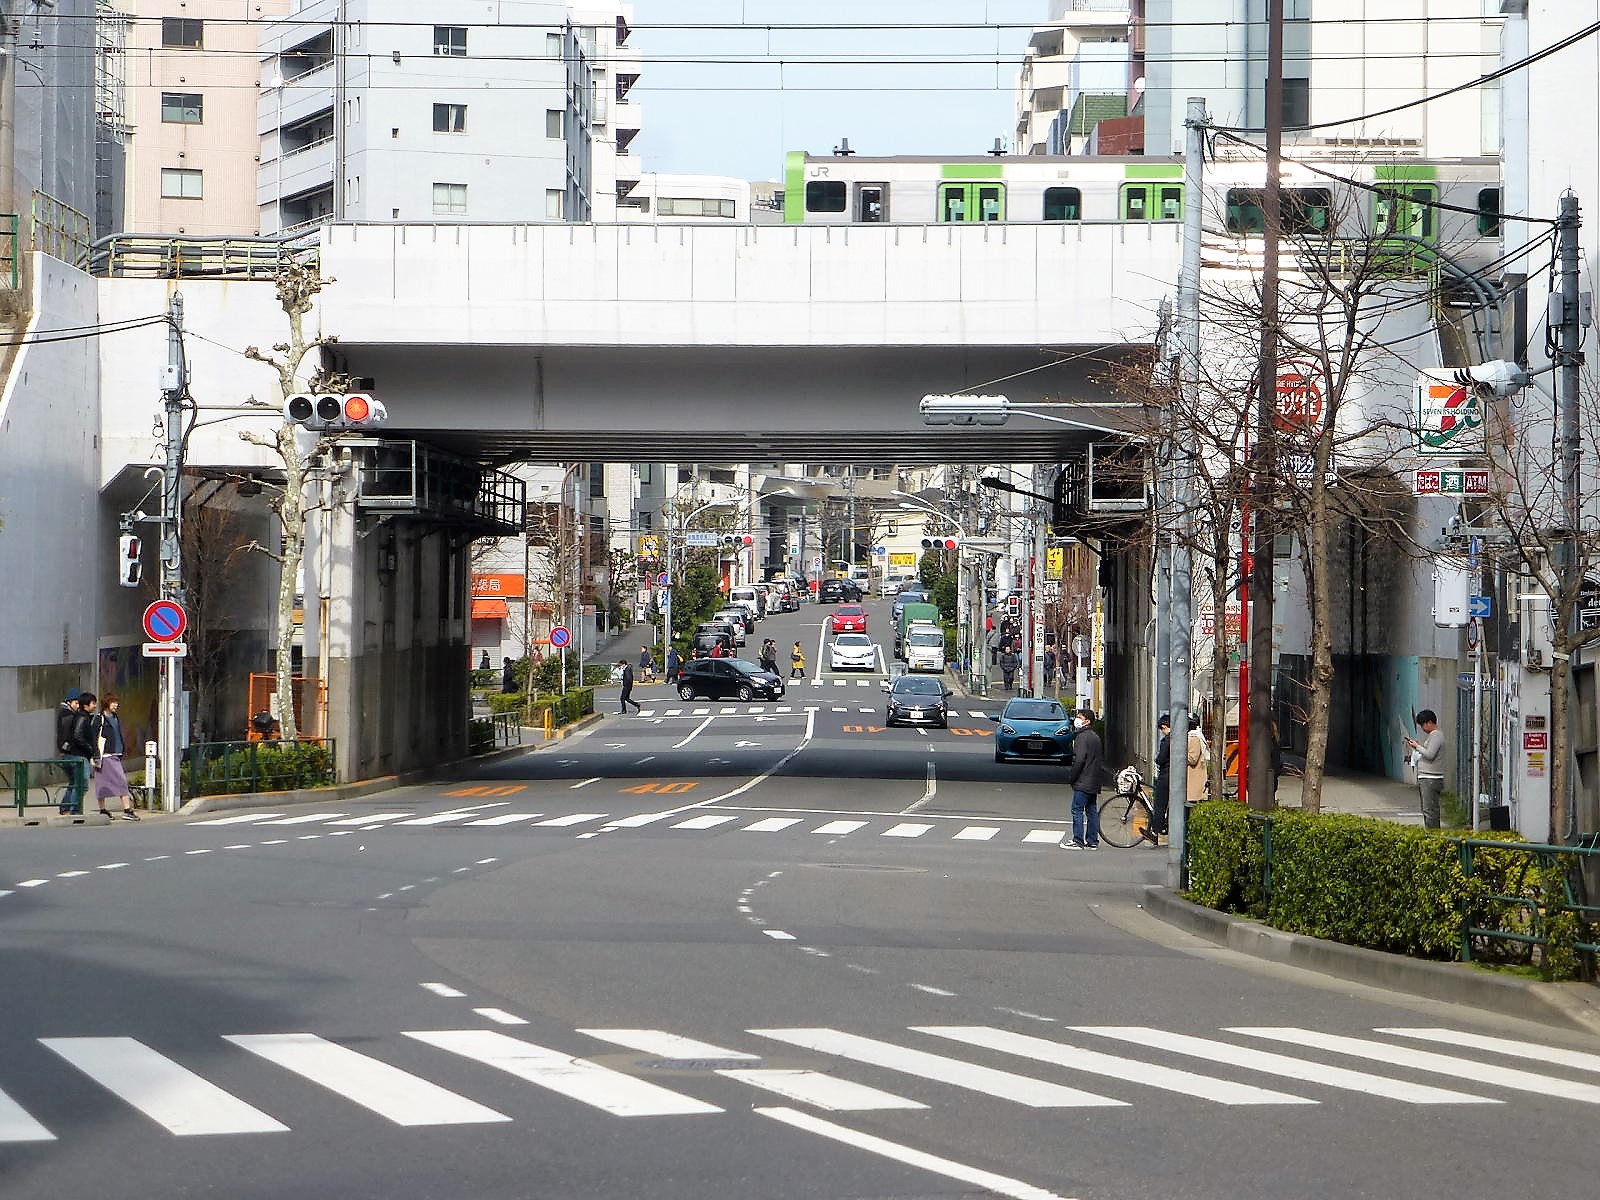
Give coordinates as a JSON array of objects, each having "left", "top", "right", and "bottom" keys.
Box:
[
  {"left": 910, "top": 984, "right": 957, "bottom": 997},
  {"left": 762, "top": 930, "right": 797, "bottom": 941},
  {"left": 420, "top": 982, "right": 467, "bottom": 998},
  {"left": 995, "top": 1008, "right": 1057, "bottom": 1023},
  {"left": 17, "top": 879, "right": 49, "bottom": 888},
  {"left": 57, "top": 871, "right": 89, "bottom": 878},
  {"left": 570, "top": 777, "right": 602, "bottom": 789},
  {"left": 473, "top": 1008, "right": 528, "bottom": 1026}
]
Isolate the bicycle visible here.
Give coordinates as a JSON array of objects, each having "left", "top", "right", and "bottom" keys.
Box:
[{"left": 1098, "top": 765, "right": 1160, "bottom": 848}]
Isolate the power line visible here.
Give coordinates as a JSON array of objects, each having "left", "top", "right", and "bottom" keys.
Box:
[{"left": 0, "top": 313, "right": 168, "bottom": 347}]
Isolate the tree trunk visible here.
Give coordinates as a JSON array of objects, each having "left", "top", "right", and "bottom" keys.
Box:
[
  {"left": 274, "top": 424, "right": 307, "bottom": 742},
  {"left": 1299, "top": 455, "right": 1336, "bottom": 815},
  {"left": 1549, "top": 645, "right": 1570, "bottom": 843},
  {"left": 1209, "top": 543, "right": 1232, "bottom": 800}
]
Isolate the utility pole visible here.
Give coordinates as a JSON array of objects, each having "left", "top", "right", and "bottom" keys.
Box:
[
  {"left": 158, "top": 293, "right": 186, "bottom": 814},
  {"left": 1556, "top": 190, "right": 1582, "bottom": 843},
  {"left": 1169, "top": 97, "right": 1206, "bottom": 885},
  {"left": 1246, "top": 0, "right": 1286, "bottom": 812}
]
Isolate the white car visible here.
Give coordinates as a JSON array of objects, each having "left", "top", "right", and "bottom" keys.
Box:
[{"left": 829, "top": 633, "right": 878, "bottom": 672}]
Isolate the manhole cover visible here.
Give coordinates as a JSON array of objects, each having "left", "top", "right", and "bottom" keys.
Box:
[
  {"left": 806, "top": 863, "right": 927, "bottom": 874},
  {"left": 640, "top": 1057, "right": 763, "bottom": 1072}
]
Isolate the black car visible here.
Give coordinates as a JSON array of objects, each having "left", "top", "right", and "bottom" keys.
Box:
[
  {"left": 689, "top": 631, "right": 734, "bottom": 656},
  {"left": 819, "top": 578, "right": 863, "bottom": 604},
  {"left": 883, "top": 674, "right": 952, "bottom": 728},
  {"left": 892, "top": 589, "right": 929, "bottom": 624},
  {"left": 675, "top": 657, "right": 786, "bottom": 701}
]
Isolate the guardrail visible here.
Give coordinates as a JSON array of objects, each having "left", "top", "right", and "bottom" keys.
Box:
[
  {"left": 183, "top": 739, "right": 336, "bottom": 798},
  {"left": 469, "top": 712, "right": 523, "bottom": 754},
  {"left": 0, "top": 759, "right": 85, "bottom": 817},
  {"left": 1457, "top": 837, "right": 1600, "bottom": 966},
  {"left": 0, "top": 213, "right": 19, "bottom": 289}
]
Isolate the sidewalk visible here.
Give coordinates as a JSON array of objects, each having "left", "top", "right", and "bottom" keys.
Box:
[{"left": 1279, "top": 768, "right": 1423, "bottom": 823}]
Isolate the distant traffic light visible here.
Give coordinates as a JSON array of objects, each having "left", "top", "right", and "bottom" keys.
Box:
[
  {"left": 117, "top": 534, "right": 142, "bottom": 588},
  {"left": 920, "top": 536, "right": 959, "bottom": 551},
  {"left": 283, "top": 392, "right": 388, "bottom": 432},
  {"left": 720, "top": 534, "right": 755, "bottom": 549}
]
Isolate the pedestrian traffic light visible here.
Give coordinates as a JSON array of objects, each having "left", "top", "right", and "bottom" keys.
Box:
[
  {"left": 1006, "top": 594, "right": 1022, "bottom": 618},
  {"left": 283, "top": 392, "right": 388, "bottom": 432},
  {"left": 117, "top": 534, "right": 142, "bottom": 588},
  {"left": 920, "top": 536, "right": 959, "bottom": 551}
]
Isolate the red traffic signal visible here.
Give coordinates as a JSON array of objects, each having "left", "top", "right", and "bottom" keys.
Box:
[
  {"left": 920, "top": 536, "right": 959, "bottom": 551},
  {"left": 283, "top": 392, "right": 388, "bottom": 432},
  {"left": 118, "top": 534, "right": 142, "bottom": 588}
]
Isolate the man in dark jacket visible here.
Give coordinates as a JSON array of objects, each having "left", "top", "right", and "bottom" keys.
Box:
[
  {"left": 56, "top": 688, "right": 86, "bottom": 814},
  {"left": 1147, "top": 713, "right": 1172, "bottom": 842},
  {"left": 62, "top": 691, "right": 100, "bottom": 815},
  {"left": 617, "top": 660, "right": 641, "bottom": 715},
  {"left": 1065, "top": 707, "right": 1103, "bottom": 849}
]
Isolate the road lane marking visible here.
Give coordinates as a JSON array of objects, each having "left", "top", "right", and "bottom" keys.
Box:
[
  {"left": 1023, "top": 829, "right": 1066, "bottom": 844},
  {"left": 749, "top": 1029, "right": 1122, "bottom": 1108},
  {"left": 754, "top": 1107, "right": 1069, "bottom": 1200},
  {"left": 763, "top": 930, "right": 797, "bottom": 941},
  {"left": 579, "top": 1030, "right": 760, "bottom": 1060},
  {"left": 883, "top": 823, "right": 933, "bottom": 838},
  {"left": 466, "top": 813, "right": 544, "bottom": 826},
  {"left": 326, "top": 812, "right": 412, "bottom": 826},
  {"left": 257, "top": 813, "right": 348, "bottom": 825},
  {"left": 57, "top": 870, "right": 89, "bottom": 878},
  {"left": 728, "top": 1070, "right": 925, "bottom": 1111},
  {"left": 812, "top": 820, "right": 867, "bottom": 835},
  {"left": 1076, "top": 1028, "right": 1494, "bottom": 1104},
  {"left": 672, "top": 715, "right": 716, "bottom": 749},
  {"left": 420, "top": 983, "right": 467, "bottom": 998},
  {"left": 743, "top": 817, "right": 802, "bottom": 832},
  {"left": 534, "top": 813, "right": 606, "bottom": 827},
  {"left": 41, "top": 1038, "right": 288, "bottom": 1135},
  {"left": 188, "top": 813, "right": 286, "bottom": 825},
  {"left": 0, "top": 1086, "right": 53, "bottom": 1141},
  {"left": 917, "top": 1026, "right": 1314, "bottom": 1106},
  {"left": 16, "top": 879, "right": 49, "bottom": 888},
  {"left": 634, "top": 756, "right": 656, "bottom": 765},
  {"left": 225, "top": 1034, "right": 510, "bottom": 1126},
  {"left": 1374, "top": 1028, "right": 1600, "bottom": 1074},
  {"left": 910, "top": 984, "right": 957, "bottom": 996},
  {"left": 953, "top": 826, "right": 1000, "bottom": 841},
  {"left": 474, "top": 1008, "right": 528, "bottom": 1025},
  {"left": 672, "top": 814, "right": 739, "bottom": 830},
  {"left": 570, "top": 777, "right": 603, "bottom": 789},
  {"left": 606, "top": 812, "right": 676, "bottom": 828},
  {"left": 899, "top": 762, "right": 938, "bottom": 814},
  {"left": 1231, "top": 1028, "right": 1600, "bottom": 1103},
  {"left": 404, "top": 1030, "right": 721, "bottom": 1116}
]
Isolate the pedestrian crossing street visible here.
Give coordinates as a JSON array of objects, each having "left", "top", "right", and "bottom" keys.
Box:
[
  {"left": 5, "top": 1023, "right": 1596, "bottom": 1141},
  {"left": 187, "top": 807, "right": 1075, "bottom": 845},
  {"left": 619, "top": 704, "right": 991, "bottom": 717}
]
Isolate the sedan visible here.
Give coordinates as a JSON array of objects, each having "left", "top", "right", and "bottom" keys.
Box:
[
  {"left": 829, "top": 633, "right": 878, "bottom": 672},
  {"left": 830, "top": 604, "right": 868, "bottom": 634},
  {"left": 989, "top": 698, "right": 1075, "bottom": 764},
  {"left": 883, "top": 674, "right": 951, "bottom": 728},
  {"left": 675, "top": 658, "right": 786, "bottom": 701}
]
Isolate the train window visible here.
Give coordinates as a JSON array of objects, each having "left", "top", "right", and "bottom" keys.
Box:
[
  {"left": 1120, "top": 182, "right": 1183, "bottom": 221},
  {"left": 1477, "top": 187, "right": 1502, "bottom": 236},
  {"left": 1375, "top": 185, "right": 1437, "bottom": 240},
  {"left": 1225, "top": 187, "right": 1332, "bottom": 235},
  {"left": 938, "top": 182, "right": 1006, "bottom": 223},
  {"left": 940, "top": 184, "right": 966, "bottom": 222},
  {"left": 1043, "top": 186, "right": 1082, "bottom": 221},
  {"left": 805, "top": 180, "right": 846, "bottom": 213},
  {"left": 856, "top": 184, "right": 887, "bottom": 223},
  {"left": 977, "top": 185, "right": 1004, "bottom": 221}
]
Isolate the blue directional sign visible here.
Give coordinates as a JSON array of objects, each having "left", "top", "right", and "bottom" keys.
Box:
[{"left": 1468, "top": 595, "right": 1492, "bottom": 619}]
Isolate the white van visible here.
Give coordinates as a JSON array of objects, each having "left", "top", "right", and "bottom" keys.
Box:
[
  {"left": 904, "top": 623, "right": 946, "bottom": 673},
  {"left": 727, "top": 585, "right": 765, "bottom": 621}
]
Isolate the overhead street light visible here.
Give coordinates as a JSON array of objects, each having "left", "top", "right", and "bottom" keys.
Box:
[{"left": 920, "top": 394, "right": 1011, "bottom": 425}]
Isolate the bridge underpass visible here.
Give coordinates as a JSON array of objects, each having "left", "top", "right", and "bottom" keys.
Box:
[{"left": 93, "top": 220, "right": 1175, "bottom": 786}]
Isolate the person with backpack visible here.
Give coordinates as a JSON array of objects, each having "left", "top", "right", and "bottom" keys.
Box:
[
  {"left": 759, "top": 638, "right": 779, "bottom": 676},
  {"left": 1064, "top": 708, "right": 1104, "bottom": 849},
  {"left": 55, "top": 688, "right": 86, "bottom": 815}
]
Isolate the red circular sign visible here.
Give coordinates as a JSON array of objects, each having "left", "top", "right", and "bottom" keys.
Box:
[
  {"left": 142, "top": 599, "right": 187, "bottom": 642},
  {"left": 1274, "top": 364, "right": 1324, "bottom": 432}
]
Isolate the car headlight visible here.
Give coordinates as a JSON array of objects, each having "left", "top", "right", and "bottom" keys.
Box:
[
  {"left": 1055, "top": 726, "right": 1074, "bottom": 737},
  {"left": 999, "top": 723, "right": 1017, "bottom": 735}
]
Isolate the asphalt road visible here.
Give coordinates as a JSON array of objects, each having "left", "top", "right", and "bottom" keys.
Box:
[{"left": 2, "top": 596, "right": 1595, "bottom": 1200}]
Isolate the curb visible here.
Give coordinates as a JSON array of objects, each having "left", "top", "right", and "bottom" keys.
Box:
[
  {"left": 179, "top": 711, "right": 607, "bottom": 817},
  {"left": 1143, "top": 885, "right": 1600, "bottom": 1036}
]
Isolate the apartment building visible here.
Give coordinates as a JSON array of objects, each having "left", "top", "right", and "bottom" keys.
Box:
[{"left": 1012, "top": 1, "right": 1133, "bottom": 155}]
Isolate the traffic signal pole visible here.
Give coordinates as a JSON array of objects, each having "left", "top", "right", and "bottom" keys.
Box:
[{"left": 159, "top": 293, "right": 186, "bottom": 814}]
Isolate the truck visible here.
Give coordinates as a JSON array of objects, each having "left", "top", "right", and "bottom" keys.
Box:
[
  {"left": 894, "top": 601, "right": 941, "bottom": 658},
  {"left": 903, "top": 623, "right": 947, "bottom": 673}
]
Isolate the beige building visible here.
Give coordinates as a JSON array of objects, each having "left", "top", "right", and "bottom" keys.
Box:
[{"left": 119, "top": 1, "right": 291, "bottom": 235}]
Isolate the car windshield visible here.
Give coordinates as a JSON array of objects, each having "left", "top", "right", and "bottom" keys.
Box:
[
  {"left": 908, "top": 630, "right": 942, "bottom": 645},
  {"left": 1005, "top": 701, "right": 1068, "bottom": 722},
  {"left": 835, "top": 634, "right": 872, "bottom": 647},
  {"left": 837, "top": 605, "right": 864, "bottom": 615},
  {"left": 728, "top": 658, "right": 765, "bottom": 674},
  {"left": 892, "top": 677, "right": 944, "bottom": 695}
]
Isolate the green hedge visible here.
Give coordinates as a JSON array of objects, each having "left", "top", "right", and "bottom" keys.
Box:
[
  {"left": 486, "top": 687, "right": 596, "bottom": 728},
  {"left": 1185, "top": 802, "right": 1589, "bottom": 980},
  {"left": 183, "top": 740, "right": 336, "bottom": 798}
]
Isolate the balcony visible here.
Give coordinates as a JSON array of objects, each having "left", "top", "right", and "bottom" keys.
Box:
[{"left": 259, "top": 137, "right": 335, "bottom": 207}]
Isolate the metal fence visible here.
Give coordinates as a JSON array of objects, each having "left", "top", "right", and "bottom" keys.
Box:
[
  {"left": 469, "top": 712, "right": 523, "bottom": 754},
  {"left": 0, "top": 760, "right": 83, "bottom": 817},
  {"left": 183, "top": 739, "right": 336, "bottom": 799},
  {"left": 0, "top": 213, "right": 19, "bottom": 289}
]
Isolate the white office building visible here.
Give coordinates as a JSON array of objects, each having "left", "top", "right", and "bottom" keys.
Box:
[{"left": 1012, "top": 2, "right": 1132, "bottom": 155}]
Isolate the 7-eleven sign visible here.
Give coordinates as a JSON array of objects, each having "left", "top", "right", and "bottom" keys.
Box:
[{"left": 1415, "top": 370, "right": 1485, "bottom": 458}]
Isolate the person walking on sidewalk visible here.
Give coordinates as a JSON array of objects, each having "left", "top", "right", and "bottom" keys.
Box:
[
  {"left": 1064, "top": 708, "right": 1104, "bottom": 849},
  {"left": 90, "top": 695, "right": 139, "bottom": 821},
  {"left": 55, "top": 688, "right": 86, "bottom": 815},
  {"left": 1404, "top": 709, "right": 1446, "bottom": 829},
  {"left": 665, "top": 645, "right": 681, "bottom": 678},
  {"left": 616, "top": 660, "right": 642, "bottom": 715},
  {"left": 998, "top": 646, "right": 1019, "bottom": 693},
  {"left": 638, "top": 645, "right": 656, "bottom": 683}
]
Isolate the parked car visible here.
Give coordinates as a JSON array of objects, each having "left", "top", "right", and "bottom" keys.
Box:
[
  {"left": 698, "top": 619, "right": 744, "bottom": 648},
  {"left": 674, "top": 657, "right": 786, "bottom": 701},
  {"left": 989, "top": 698, "right": 1075, "bottom": 764},
  {"left": 728, "top": 585, "right": 766, "bottom": 620},
  {"left": 712, "top": 608, "right": 754, "bottom": 639},
  {"left": 830, "top": 604, "right": 868, "bottom": 634},
  {"left": 770, "top": 581, "right": 800, "bottom": 613},
  {"left": 829, "top": 632, "right": 878, "bottom": 671},
  {"left": 883, "top": 674, "right": 951, "bottom": 728},
  {"left": 818, "top": 578, "right": 847, "bottom": 604}
]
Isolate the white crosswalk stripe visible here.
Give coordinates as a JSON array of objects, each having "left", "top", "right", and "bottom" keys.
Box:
[
  {"left": 326, "top": 812, "right": 413, "bottom": 826},
  {"left": 812, "top": 820, "right": 867, "bottom": 835},
  {"left": 0, "top": 1087, "right": 54, "bottom": 1142},
  {"left": 916, "top": 1026, "right": 1314, "bottom": 1106},
  {"left": 225, "top": 1034, "right": 510, "bottom": 1126},
  {"left": 188, "top": 813, "right": 287, "bottom": 826},
  {"left": 953, "top": 826, "right": 1000, "bottom": 841},
  {"left": 882, "top": 823, "right": 933, "bottom": 838},
  {"left": 405, "top": 1030, "right": 721, "bottom": 1116},
  {"left": 535, "top": 813, "right": 606, "bottom": 827},
  {"left": 606, "top": 812, "right": 676, "bottom": 828},
  {"left": 1232, "top": 1028, "right": 1600, "bottom": 1104},
  {"left": 1077, "top": 1027, "right": 1492, "bottom": 1104},
  {"left": 257, "top": 812, "right": 347, "bottom": 825},
  {"left": 1023, "top": 829, "right": 1065, "bottom": 844},
  {"left": 672, "top": 814, "right": 739, "bottom": 830},
  {"left": 743, "top": 817, "right": 801, "bottom": 832},
  {"left": 749, "top": 1028, "right": 1124, "bottom": 1108},
  {"left": 396, "top": 810, "right": 482, "bottom": 826},
  {"left": 1374, "top": 1027, "right": 1600, "bottom": 1074},
  {"left": 465, "top": 813, "right": 544, "bottom": 826},
  {"left": 41, "top": 1037, "right": 289, "bottom": 1135}
]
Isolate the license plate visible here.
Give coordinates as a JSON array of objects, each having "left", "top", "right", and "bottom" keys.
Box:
[{"left": 1023, "top": 740, "right": 1045, "bottom": 751}]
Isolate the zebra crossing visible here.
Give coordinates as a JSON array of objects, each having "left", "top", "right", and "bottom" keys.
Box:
[
  {"left": 623, "top": 705, "right": 992, "bottom": 718},
  {"left": 3, "top": 1022, "right": 1592, "bottom": 1142},
  {"left": 187, "top": 807, "right": 1075, "bottom": 845}
]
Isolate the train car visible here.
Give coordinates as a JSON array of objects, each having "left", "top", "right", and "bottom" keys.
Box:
[{"left": 780, "top": 151, "right": 1502, "bottom": 264}]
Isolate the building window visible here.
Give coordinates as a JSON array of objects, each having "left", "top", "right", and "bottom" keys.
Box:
[
  {"left": 546, "top": 32, "right": 564, "bottom": 58},
  {"left": 432, "top": 182, "right": 468, "bottom": 216},
  {"left": 161, "top": 17, "right": 203, "bottom": 49},
  {"left": 432, "top": 25, "right": 466, "bottom": 56},
  {"left": 159, "top": 168, "right": 203, "bottom": 199},
  {"left": 805, "top": 180, "right": 846, "bottom": 213},
  {"left": 1043, "top": 186, "right": 1082, "bottom": 221},
  {"left": 546, "top": 189, "right": 564, "bottom": 219},
  {"left": 637, "top": 464, "right": 652, "bottom": 485},
  {"left": 160, "top": 92, "right": 203, "bottom": 124},
  {"left": 433, "top": 103, "right": 467, "bottom": 133},
  {"left": 1282, "top": 78, "right": 1310, "bottom": 129},
  {"left": 546, "top": 109, "right": 564, "bottom": 139}
]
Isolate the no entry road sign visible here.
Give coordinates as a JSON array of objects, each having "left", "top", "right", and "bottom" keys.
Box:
[
  {"left": 549, "top": 625, "right": 571, "bottom": 649},
  {"left": 142, "top": 599, "right": 187, "bottom": 643}
]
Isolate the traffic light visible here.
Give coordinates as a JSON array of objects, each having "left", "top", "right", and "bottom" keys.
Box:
[
  {"left": 1006, "top": 594, "right": 1022, "bottom": 618},
  {"left": 920, "top": 536, "right": 959, "bottom": 551},
  {"left": 720, "top": 534, "right": 754, "bottom": 549},
  {"left": 117, "top": 534, "right": 142, "bottom": 588},
  {"left": 283, "top": 392, "right": 388, "bottom": 432}
]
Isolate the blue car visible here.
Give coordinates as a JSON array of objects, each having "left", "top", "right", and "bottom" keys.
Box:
[{"left": 989, "top": 698, "right": 1075, "bottom": 764}]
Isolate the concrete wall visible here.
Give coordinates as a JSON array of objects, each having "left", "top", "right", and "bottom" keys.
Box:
[{"left": 0, "top": 255, "right": 102, "bottom": 754}]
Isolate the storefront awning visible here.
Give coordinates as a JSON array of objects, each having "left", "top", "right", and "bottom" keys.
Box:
[{"left": 471, "top": 598, "right": 509, "bottom": 619}]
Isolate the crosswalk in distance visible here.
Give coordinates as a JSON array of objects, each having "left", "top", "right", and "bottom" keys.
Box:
[
  {"left": 186, "top": 808, "right": 1076, "bottom": 844},
  {"left": 4, "top": 1024, "right": 1595, "bottom": 1141}
]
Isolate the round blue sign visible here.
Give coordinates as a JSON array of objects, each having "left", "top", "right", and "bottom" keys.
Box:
[{"left": 549, "top": 625, "right": 571, "bottom": 648}]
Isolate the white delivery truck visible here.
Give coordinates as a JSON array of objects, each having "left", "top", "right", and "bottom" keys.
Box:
[{"left": 903, "top": 622, "right": 946, "bottom": 673}]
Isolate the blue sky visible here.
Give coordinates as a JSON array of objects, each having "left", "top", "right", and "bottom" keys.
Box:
[{"left": 628, "top": 1, "right": 1040, "bottom": 180}]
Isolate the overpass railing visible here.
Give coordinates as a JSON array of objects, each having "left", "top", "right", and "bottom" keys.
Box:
[
  {"left": 90, "top": 233, "right": 321, "bottom": 279},
  {"left": 358, "top": 440, "right": 524, "bottom": 535}
]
